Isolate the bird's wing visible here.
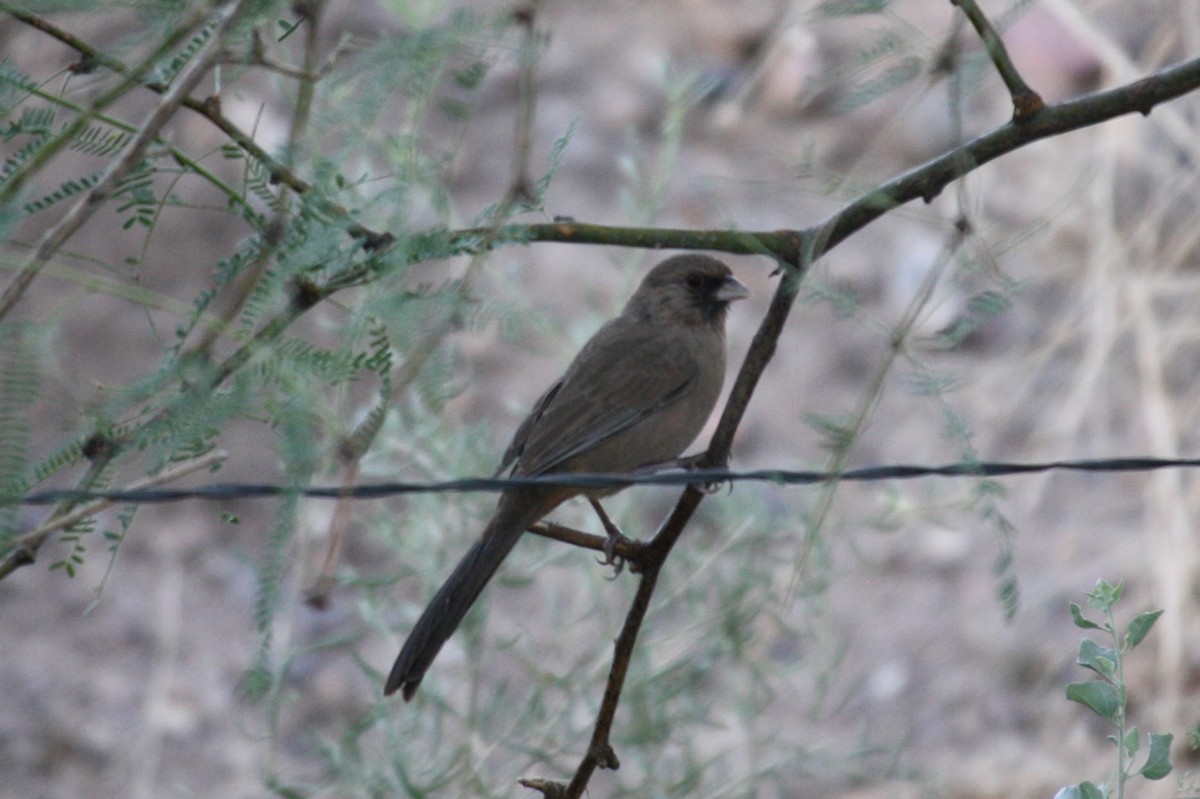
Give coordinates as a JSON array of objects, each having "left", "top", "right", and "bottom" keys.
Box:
[
  {"left": 495, "top": 378, "right": 563, "bottom": 476},
  {"left": 506, "top": 320, "right": 698, "bottom": 477}
]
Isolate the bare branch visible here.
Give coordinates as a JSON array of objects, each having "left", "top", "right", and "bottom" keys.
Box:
[{"left": 951, "top": 0, "right": 1045, "bottom": 120}]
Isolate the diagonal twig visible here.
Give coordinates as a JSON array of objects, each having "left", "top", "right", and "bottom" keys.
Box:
[{"left": 951, "top": 0, "right": 1044, "bottom": 121}]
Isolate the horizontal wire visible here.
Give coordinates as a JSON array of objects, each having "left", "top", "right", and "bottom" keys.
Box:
[{"left": 7, "top": 456, "right": 1200, "bottom": 506}]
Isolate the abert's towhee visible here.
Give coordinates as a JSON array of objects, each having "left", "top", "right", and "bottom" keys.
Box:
[{"left": 385, "top": 254, "right": 748, "bottom": 700}]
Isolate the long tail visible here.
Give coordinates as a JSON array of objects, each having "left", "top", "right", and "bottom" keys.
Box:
[{"left": 385, "top": 490, "right": 554, "bottom": 700}]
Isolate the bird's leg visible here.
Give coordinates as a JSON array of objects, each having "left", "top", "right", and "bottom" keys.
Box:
[{"left": 588, "top": 498, "right": 631, "bottom": 575}]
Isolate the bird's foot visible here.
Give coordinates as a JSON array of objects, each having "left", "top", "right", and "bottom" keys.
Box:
[
  {"left": 589, "top": 498, "right": 635, "bottom": 577},
  {"left": 598, "top": 531, "right": 631, "bottom": 577}
]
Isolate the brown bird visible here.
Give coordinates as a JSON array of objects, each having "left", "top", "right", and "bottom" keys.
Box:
[{"left": 385, "top": 254, "right": 748, "bottom": 700}]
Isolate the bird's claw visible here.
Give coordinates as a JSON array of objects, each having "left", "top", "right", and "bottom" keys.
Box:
[
  {"left": 588, "top": 498, "right": 632, "bottom": 577},
  {"left": 596, "top": 530, "right": 632, "bottom": 577}
]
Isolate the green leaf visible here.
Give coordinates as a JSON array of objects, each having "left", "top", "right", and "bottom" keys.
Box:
[
  {"left": 452, "top": 60, "right": 488, "bottom": 90},
  {"left": 1123, "top": 609, "right": 1164, "bottom": 651},
  {"left": 1087, "top": 580, "right": 1123, "bottom": 611},
  {"left": 967, "top": 289, "right": 1012, "bottom": 317},
  {"left": 1079, "top": 782, "right": 1106, "bottom": 799},
  {"left": 1139, "top": 732, "right": 1173, "bottom": 780},
  {"left": 276, "top": 19, "right": 301, "bottom": 42},
  {"left": 1122, "top": 725, "right": 1139, "bottom": 759},
  {"left": 1070, "top": 602, "right": 1102, "bottom": 630},
  {"left": 1077, "top": 638, "right": 1118, "bottom": 680},
  {"left": 1066, "top": 681, "right": 1121, "bottom": 720}
]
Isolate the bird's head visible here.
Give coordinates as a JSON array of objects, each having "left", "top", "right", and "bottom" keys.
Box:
[{"left": 628, "top": 254, "right": 749, "bottom": 329}]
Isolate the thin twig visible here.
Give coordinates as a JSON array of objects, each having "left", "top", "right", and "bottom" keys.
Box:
[
  {"left": 951, "top": 0, "right": 1044, "bottom": 121},
  {"left": 306, "top": 459, "right": 357, "bottom": 608},
  {"left": 563, "top": 559, "right": 657, "bottom": 793},
  {"left": 527, "top": 520, "right": 642, "bottom": 565},
  {"left": 0, "top": 450, "right": 228, "bottom": 581},
  {"left": 509, "top": 2, "right": 541, "bottom": 202}
]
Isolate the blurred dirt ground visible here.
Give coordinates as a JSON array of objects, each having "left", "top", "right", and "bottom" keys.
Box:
[{"left": 4, "top": 1, "right": 1200, "bottom": 797}]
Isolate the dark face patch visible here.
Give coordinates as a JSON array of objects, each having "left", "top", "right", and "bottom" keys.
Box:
[{"left": 682, "top": 267, "right": 736, "bottom": 324}]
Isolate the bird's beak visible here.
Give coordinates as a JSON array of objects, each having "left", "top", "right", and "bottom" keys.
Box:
[{"left": 716, "top": 274, "right": 750, "bottom": 303}]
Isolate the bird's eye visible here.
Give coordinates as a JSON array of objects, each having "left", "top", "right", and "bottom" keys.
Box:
[{"left": 686, "top": 273, "right": 704, "bottom": 288}]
